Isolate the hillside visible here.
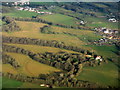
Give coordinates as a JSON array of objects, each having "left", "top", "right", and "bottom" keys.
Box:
[{"left": 1, "top": 2, "right": 120, "bottom": 88}]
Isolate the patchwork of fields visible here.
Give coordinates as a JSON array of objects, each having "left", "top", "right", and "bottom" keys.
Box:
[
  {"left": 77, "top": 61, "right": 118, "bottom": 87},
  {"left": 1, "top": 2, "right": 119, "bottom": 88},
  {"left": 2, "top": 20, "right": 119, "bottom": 87},
  {"left": 40, "top": 14, "right": 79, "bottom": 26},
  {"left": 2, "top": 77, "right": 43, "bottom": 88},
  {"left": 2, "top": 21, "right": 86, "bottom": 47},
  {"left": 3, "top": 52, "right": 60, "bottom": 77}
]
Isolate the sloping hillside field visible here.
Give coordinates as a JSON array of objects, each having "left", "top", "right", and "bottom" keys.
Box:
[{"left": 1, "top": 2, "right": 119, "bottom": 88}]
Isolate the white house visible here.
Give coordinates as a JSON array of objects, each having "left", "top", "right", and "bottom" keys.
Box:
[
  {"left": 40, "top": 84, "right": 45, "bottom": 87},
  {"left": 15, "top": 0, "right": 30, "bottom": 5},
  {"left": 95, "top": 56, "right": 102, "bottom": 61},
  {"left": 108, "top": 18, "right": 117, "bottom": 22},
  {"left": 103, "top": 29, "right": 110, "bottom": 34},
  {"left": 80, "top": 21, "right": 85, "bottom": 25}
]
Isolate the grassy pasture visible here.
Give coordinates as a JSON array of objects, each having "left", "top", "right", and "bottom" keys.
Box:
[
  {"left": 2, "top": 21, "right": 85, "bottom": 47},
  {"left": 84, "top": 16, "right": 118, "bottom": 30},
  {"left": 2, "top": 77, "right": 43, "bottom": 88},
  {"left": 77, "top": 45, "right": 119, "bottom": 87},
  {"left": 2, "top": 77, "right": 23, "bottom": 88},
  {"left": 51, "top": 26, "right": 102, "bottom": 41},
  {"left": 77, "top": 61, "right": 118, "bottom": 87},
  {"left": 4, "top": 52, "right": 60, "bottom": 77},
  {"left": 84, "top": 45, "right": 119, "bottom": 60},
  {"left": 40, "top": 13, "right": 78, "bottom": 26},
  {"left": 49, "top": 6, "right": 74, "bottom": 14},
  {"left": 3, "top": 10, "right": 38, "bottom": 18}
]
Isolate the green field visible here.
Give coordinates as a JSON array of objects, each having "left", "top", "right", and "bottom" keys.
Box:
[
  {"left": 84, "top": 16, "right": 118, "bottom": 30},
  {"left": 76, "top": 45, "right": 119, "bottom": 87},
  {"left": 3, "top": 10, "right": 38, "bottom": 18},
  {"left": 50, "top": 26, "right": 102, "bottom": 42},
  {"left": 77, "top": 61, "right": 118, "bottom": 87},
  {"left": 2, "top": 77, "right": 43, "bottom": 88},
  {"left": 2, "top": 77, "right": 23, "bottom": 88},
  {"left": 40, "top": 14, "right": 79, "bottom": 26},
  {"left": 84, "top": 45, "right": 119, "bottom": 60}
]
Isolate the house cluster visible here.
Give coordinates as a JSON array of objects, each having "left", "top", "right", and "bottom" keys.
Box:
[
  {"left": 95, "top": 56, "right": 102, "bottom": 62},
  {"left": 92, "top": 27, "right": 120, "bottom": 46},
  {"left": 94, "top": 27, "right": 118, "bottom": 35},
  {"left": 15, "top": 6, "right": 53, "bottom": 15},
  {"left": 5, "top": 0, "right": 30, "bottom": 6},
  {"left": 92, "top": 33, "right": 120, "bottom": 46},
  {"left": 95, "top": 38, "right": 110, "bottom": 45}
]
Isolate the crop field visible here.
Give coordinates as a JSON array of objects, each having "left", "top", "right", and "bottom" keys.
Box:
[
  {"left": 4, "top": 43, "right": 80, "bottom": 54},
  {"left": 4, "top": 52, "right": 60, "bottom": 77},
  {"left": 40, "top": 14, "right": 79, "bottom": 26},
  {"left": 2, "top": 2, "right": 119, "bottom": 88},
  {"left": 51, "top": 26, "right": 102, "bottom": 41},
  {"left": 1, "top": 64, "right": 18, "bottom": 75},
  {"left": 2, "top": 21, "right": 86, "bottom": 47},
  {"left": 77, "top": 61, "right": 118, "bottom": 87}
]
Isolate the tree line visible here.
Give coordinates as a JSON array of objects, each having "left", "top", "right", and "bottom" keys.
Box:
[
  {"left": 2, "top": 71, "right": 104, "bottom": 88},
  {"left": 2, "top": 36, "right": 107, "bottom": 87},
  {"left": 40, "top": 25, "right": 57, "bottom": 34},
  {"left": 3, "top": 43, "right": 105, "bottom": 75},
  {"left": 2, "top": 44, "right": 82, "bottom": 73},
  {"left": 2, "top": 36, "right": 90, "bottom": 55},
  {"left": 2, "top": 53, "right": 20, "bottom": 68},
  {"left": 12, "top": 16, "right": 92, "bottom": 30},
  {"left": 2, "top": 16, "right": 21, "bottom": 32},
  {"left": 3, "top": 36, "right": 106, "bottom": 63},
  {"left": 2, "top": 45, "right": 106, "bottom": 88}
]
